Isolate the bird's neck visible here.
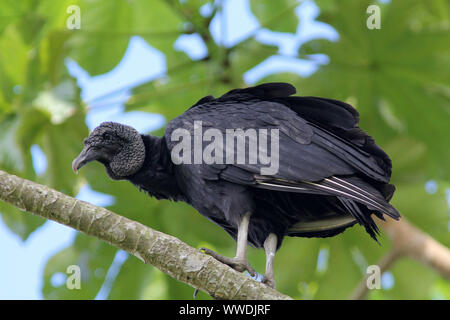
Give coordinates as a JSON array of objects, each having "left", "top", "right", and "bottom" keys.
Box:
[{"left": 127, "top": 134, "right": 184, "bottom": 201}]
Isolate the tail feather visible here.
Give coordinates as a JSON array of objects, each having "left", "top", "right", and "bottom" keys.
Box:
[
  {"left": 323, "top": 177, "right": 400, "bottom": 220},
  {"left": 338, "top": 197, "right": 380, "bottom": 242}
]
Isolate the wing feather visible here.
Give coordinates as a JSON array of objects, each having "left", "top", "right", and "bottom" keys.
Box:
[{"left": 255, "top": 175, "right": 400, "bottom": 220}]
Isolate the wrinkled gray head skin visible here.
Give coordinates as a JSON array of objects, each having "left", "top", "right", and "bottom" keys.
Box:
[{"left": 72, "top": 122, "right": 145, "bottom": 180}]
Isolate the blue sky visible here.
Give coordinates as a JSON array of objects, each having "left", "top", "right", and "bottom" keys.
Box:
[{"left": 0, "top": 0, "right": 404, "bottom": 299}]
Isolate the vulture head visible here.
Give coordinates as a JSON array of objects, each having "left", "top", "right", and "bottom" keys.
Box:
[{"left": 72, "top": 122, "right": 145, "bottom": 180}]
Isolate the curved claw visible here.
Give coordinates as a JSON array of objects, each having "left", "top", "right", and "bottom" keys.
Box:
[
  {"left": 200, "top": 247, "right": 256, "bottom": 277},
  {"left": 261, "top": 275, "right": 276, "bottom": 289}
]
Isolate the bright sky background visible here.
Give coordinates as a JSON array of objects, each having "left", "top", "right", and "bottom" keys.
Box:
[{"left": 0, "top": 0, "right": 407, "bottom": 299}]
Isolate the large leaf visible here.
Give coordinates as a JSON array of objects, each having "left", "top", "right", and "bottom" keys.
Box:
[
  {"left": 0, "top": 202, "right": 46, "bottom": 241},
  {"left": 1, "top": 0, "right": 448, "bottom": 300},
  {"left": 250, "top": 0, "right": 299, "bottom": 33},
  {"left": 0, "top": 24, "right": 29, "bottom": 108},
  {"left": 42, "top": 233, "right": 117, "bottom": 299},
  {"left": 297, "top": 0, "right": 450, "bottom": 179},
  {"left": 108, "top": 255, "right": 171, "bottom": 299},
  {"left": 67, "top": 0, "right": 183, "bottom": 76},
  {"left": 390, "top": 182, "right": 450, "bottom": 245},
  {"left": 126, "top": 38, "right": 278, "bottom": 120}
]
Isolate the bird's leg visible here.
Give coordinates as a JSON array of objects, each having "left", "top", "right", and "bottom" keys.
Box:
[
  {"left": 261, "top": 233, "right": 277, "bottom": 288},
  {"left": 200, "top": 212, "right": 256, "bottom": 276}
]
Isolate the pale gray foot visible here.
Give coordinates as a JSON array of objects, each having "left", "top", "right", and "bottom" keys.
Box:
[
  {"left": 261, "top": 233, "right": 277, "bottom": 289},
  {"left": 200, "top": 247, "right": 256, "bottom": 276},
  {"left": 200, "top": 212, "right": 256, "bottom": 277}
]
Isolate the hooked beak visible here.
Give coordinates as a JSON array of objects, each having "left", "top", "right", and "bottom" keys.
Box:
[{"left": 72, "top": 146, "right": 99, "bottom": 173}]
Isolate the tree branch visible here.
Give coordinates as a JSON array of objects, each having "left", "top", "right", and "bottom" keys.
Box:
[
  {"left": 349, "top": 248, "right": 401, "bottom": 300},
  {"left": 0, "top": 170, "right": 292, "bottom": 300},
  {"left": 350, "top": 217, "right": 450, "bottom": 300},
  {"left": 379, "top": 217, "right": 450, "bottom": 278}
]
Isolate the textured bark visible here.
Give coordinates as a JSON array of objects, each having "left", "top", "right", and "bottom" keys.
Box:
[{"left": 0, "top": 170, "right": 292, "bottom": 300}]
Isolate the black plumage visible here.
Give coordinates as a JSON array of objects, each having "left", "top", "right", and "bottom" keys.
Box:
[{"left": 73, "top": 82, "right": 400, "bottom": 287}]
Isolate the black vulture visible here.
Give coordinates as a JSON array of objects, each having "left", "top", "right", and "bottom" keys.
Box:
[{"left": 72, "top": 82, "right": 400, "bottom": 288}]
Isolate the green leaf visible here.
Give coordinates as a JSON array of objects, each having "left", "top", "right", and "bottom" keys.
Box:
[
  {"left": 33, "top": 81, "right": 78, "bottom": 124},
  {"left": 108, "top": 255, "right": 170, "bottom": 299},
  {"left": 125, "top": 61, "right": 213, "bottom": 120},
  {"left": 0, "top": 24, "right": 29, "bottom": 95},
  {"left": 274, "top": 237, "right": 322, "bottom": 299},
  {"left": 387, "top": 258, "right": 438, "bottom": 300},
  {"left": 1, "top": 0, "right": 447, "bottom": 300},
  {"left": 66, "top": 0, "right": 133, "bottom": 75},
  {"left": 314, "top": 238, "right": 363, "bottom": 299},
  {"left": 0, "top": 0, "right": 23, "bottom": 36},
  {"left": 42, "top": 233, "right": 117, "bottom": 299},
  {"left": 40, "top": 110, "right": 88, "bottom": 196},
  {"left": 390, "top": 182, "right": 450, "bottom": 245},
  {"left": 298, "top": 0, "right": 450, "bottom": 179},
  {"left": 0, "top": 202, "right": 46, "bottom": 240},
  {"left": 67, "top": 0, "right": 183, "bottom": 76},
  {"left": 229, "top": 38, "right": 278, "bottom": 81},
  {"left": 430, "top": 277, "right": 450, "bottom": 300},
  {"left": 0, "top": 115, "right": 27, "bottom": 174},
  {"left": 250, "top": 0, "right": 299, "bottom": 33}
]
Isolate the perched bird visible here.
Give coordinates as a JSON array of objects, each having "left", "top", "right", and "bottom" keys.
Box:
[{"left": 72, "top": 82, "right": 400, "bottom": 288}]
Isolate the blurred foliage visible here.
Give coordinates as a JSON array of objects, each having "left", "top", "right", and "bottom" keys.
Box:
[{"left": 0, "top": 0, "right": 448, "bottom": 300}]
